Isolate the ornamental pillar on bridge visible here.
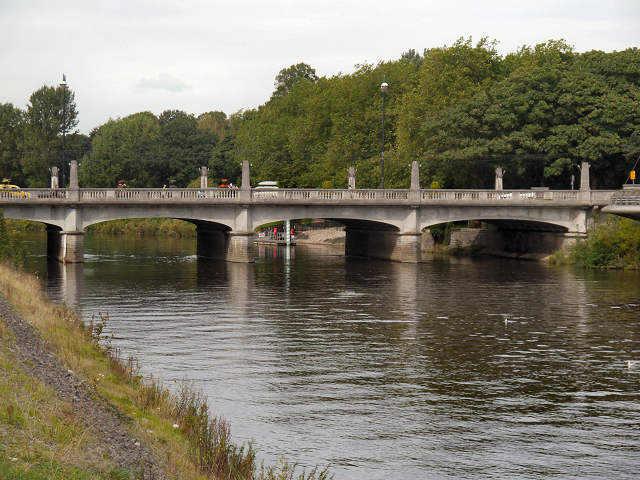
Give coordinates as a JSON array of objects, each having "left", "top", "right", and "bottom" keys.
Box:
[
  {"left": 495, "top": 167, "right": 505, "bottom": 190},
  {"left": 579, "top": 162, "right": 591, "bottom": 204},
  {"left": 239, "top": 160, "right": 251, "bottom": 202},
  {"left": 348, "top": 167, "right": 356, "bottom": 190},
  {"left": 68, "top": 161, "right": 80, "bottom": 201},
  {"left": 200, "top": 166, "right": 208, "bottom": 189},
  {"left": 50, "top": 166, "right": 59, "bottom": 189}
]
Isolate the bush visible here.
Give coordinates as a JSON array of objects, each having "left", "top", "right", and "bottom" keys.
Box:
[{"left": 564, "top": 216, "right": 640, "bottom": 269}]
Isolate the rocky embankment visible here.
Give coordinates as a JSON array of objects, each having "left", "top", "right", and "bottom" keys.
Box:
[{"left": 0, "top": 294, "right": 166, "bottom": 478}]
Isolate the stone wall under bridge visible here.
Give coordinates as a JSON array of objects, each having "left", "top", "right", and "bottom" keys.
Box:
[{"left": 422, "top": 227, "right": 582, "bottom": 260}]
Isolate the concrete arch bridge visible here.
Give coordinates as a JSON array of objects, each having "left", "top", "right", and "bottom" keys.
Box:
[{"left": 0, "top": 161, "right": 615, "bottom": 263}]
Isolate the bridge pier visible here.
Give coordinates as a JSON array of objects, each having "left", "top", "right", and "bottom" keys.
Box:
[
  {"left": 196, "top": 227, "right": 255, "bottom": 263},
  {"left": 226, "top": 232, "right": 255, "bottom": 263},
  {"left": 345, "top": 229, "right": 422, "bottom": 263},
  {"left": 47, "top": 228, "right": 84, "bottom": 264}
]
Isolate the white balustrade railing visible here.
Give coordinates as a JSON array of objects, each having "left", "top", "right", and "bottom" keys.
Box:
[{"left": 0, "top": 188, "right": 615, "bottom": 205}]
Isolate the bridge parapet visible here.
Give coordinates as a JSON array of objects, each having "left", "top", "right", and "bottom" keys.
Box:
[
  {"left": 0, "top": 188, "right": 614, "bottom": 205},
  {"left": 254, "top": 189, "right": 411, "bottom": 202},
  {"left": 79, "top": 188, "right": 239, "bottom": 201}
]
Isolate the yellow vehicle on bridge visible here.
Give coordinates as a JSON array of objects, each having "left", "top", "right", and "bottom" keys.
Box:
[{"left": 0, "top": 182, "right": 30, "bottom": 198}]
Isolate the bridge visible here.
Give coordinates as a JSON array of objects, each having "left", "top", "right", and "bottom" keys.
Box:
[{"left": 0, "top": 161, "right": 617, "bottom": 263}]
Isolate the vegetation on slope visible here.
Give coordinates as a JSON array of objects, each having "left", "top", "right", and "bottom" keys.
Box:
[{"left": 552, "top": 216, "right": 640, "bottom": 269}]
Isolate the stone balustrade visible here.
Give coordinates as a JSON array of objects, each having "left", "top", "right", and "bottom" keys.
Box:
[{"left": 0, "top": 187, "right": 615, "bottom": 206}]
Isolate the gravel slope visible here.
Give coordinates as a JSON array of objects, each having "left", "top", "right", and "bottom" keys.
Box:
[{"left": 0, "top": 294, "right": 166, "bottom": 479}]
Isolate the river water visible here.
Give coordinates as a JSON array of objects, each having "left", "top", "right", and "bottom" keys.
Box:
[{"left": 20, "top": 233, "right": 640, "bottom": 479}]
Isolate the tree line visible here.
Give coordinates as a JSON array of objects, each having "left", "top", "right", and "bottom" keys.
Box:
[{"left": 1, "top": 38, "right": 639, "bottom": 190}]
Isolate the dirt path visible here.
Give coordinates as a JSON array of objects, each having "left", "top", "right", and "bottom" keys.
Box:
[{"left": 0, "top": 294, "right": 166, "bottom": 479}]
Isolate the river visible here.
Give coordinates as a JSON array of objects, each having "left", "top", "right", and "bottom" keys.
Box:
[{"left": 20, "top": 232, "right": 640, "bottom": 479}]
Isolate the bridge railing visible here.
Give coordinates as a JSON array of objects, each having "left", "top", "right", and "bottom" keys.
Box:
[
  {"left": 608, "top": 187, "right": 640, "bottom": 205},
  {"left": 80, "top": 188, "right": 240, "bottom": 200},
  {"left": 0, "top": 188, "right": 67, "bottom": 200},
  {"left": 253, "top": 189, "right": 411, "bottom": 201},
  {"left": 421, "top": 189, "right": 579, "bottom": 202},
  {"left": 0, "top": 188, "right": 614, "bottom": 205}
]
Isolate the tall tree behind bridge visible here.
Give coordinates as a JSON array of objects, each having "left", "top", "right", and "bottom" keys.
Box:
[
  {"left": 0, "top": 103, "right": 24, "bottom": 185},
  {"left": 231, "top": 39, "right": 639, "bottom": 190},
  {"left": 19, "top": 85, "right": 79, "bottom": 187},
  {"left": 80, "top": 110, "right": 217, "bottom": 188}
]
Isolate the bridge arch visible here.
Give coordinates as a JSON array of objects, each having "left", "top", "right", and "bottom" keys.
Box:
[
  {"left": 250, "top": 207, "right": 404, "bottom": 233},
  {"left": 418, "top": 205, "right": 584, "bottom": 233}
]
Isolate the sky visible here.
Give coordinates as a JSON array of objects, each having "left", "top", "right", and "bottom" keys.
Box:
[{"left": 2, "top": 0, "right": 639, "bottom": 134}]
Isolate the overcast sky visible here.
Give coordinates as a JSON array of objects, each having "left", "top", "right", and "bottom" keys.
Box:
[{"left": 2, "top": 0, "right": 639, "bottom": 134}]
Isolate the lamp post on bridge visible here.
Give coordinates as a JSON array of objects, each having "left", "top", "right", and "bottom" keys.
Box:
[
  {"left": 380, "top": 76, "right": 388, "bottom": 189},
  {"left": 59, "top": 75, "right": 68, "bottom": 188}
]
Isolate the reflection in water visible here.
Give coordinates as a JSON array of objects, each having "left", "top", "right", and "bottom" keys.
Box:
[
  {"left": 45, "top": 260, "right": 84, "bottom": 311},
  {"left": 20, "top": 233, "right": 640, "bottom": 480}
]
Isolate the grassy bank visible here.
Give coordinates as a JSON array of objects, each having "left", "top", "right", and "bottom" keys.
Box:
[
  {"left": 0, "top": 264, "right": 331, "bottom": 479},
  {"left": 5, "top": 218, "right": 197, "bottom": 237},
  {"left": 551, "top": 215, "right": 640, "bottom": 269},
  {"left": 85, "top": 219, "right": 196, "bottom": 237}
]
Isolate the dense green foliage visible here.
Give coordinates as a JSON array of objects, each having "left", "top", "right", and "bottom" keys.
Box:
[
  {"left": 1, "top": 38, "right": 638, "bottom": 191},
  {"left": 1, "top": 84, "right": 85, "bottom": 188},
  {"left": 553, "top": 216, "right": 640, "bottom": 269},
  {"left": 236, "top": 39, "right": 640, "bottom": 189},
  {"left": 84, "top": 218, "right": 196, "bottom": 236},
  {"left": 0, "top": 210, "right": 27, "bottom": 268}
]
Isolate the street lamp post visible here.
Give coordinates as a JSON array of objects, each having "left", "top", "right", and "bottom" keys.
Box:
[
  {"left": 380, "top": 76, "right": 388, "bottom": 189},
  {"left": 60, "top": 75, "right": 68, "bottom": 188}
]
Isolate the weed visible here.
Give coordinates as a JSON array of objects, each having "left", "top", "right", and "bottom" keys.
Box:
[
  {"left": 257, "top": 456, "right": 333, "bottom": 480},
  {"left": 87, "top": 312, "right": 111, "bottom": 346},
  {"left": 168, "top": 380, "right": 256, "bottom": 478}
]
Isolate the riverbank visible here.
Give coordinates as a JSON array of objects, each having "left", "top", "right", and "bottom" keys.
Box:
[
  {"left": 0, "top": 264, "right": 331, "bottom": 480},
  {"left": 0, "top": 264, "right": 168, "bottom": 479},
  {"left": 294, "top": 228, "right": 345, "bottom": 245}
]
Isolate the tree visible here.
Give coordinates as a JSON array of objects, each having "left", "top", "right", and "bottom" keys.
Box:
[
  {"left": 271, "top": 63, "right": 318, "bottom": 100},
  {"left": 208, "top": 110, "right": 248, "bottom": 186},
  {"left": 0, "top": 103, "right": 24, "bottom": 185},
  {"left": 157, "top": 111, "right": 217, "bottom": 187},
  {"left": 20, "top": 85, "right": 79, "bottom": 187},
  {"left": 79, "top": 112, "right": 161, "bottom": 188},
  {"left": 396, "top": 41, "right": 639, "bottom": 189},
  {"left": 623, "top": 131, "right": 640, "bottom": 178},
  {"left": 198, "top": 111, "right": 229, "bottom": 142},
  {"left": 395, "top": 37, "right": 503, "bottom": 171}
]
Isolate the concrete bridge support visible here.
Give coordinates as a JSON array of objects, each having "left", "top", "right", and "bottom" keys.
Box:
[
  {"left": 345, "top": 229, "right": 422, "bottom": 262},
  {"left": 46, "top": 228, "right": 84, "bottom": 264},
  {"left": 226, "top": 233, "right": 255, "bottom": 263},
  {"left": 195, "top": 227, "right": 255, "bottom": 263}
]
